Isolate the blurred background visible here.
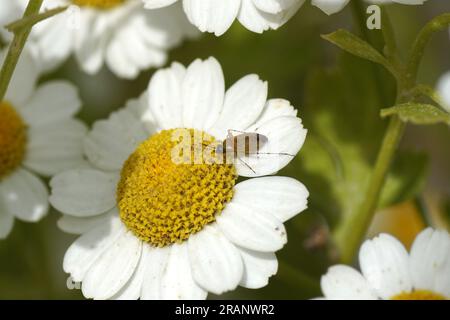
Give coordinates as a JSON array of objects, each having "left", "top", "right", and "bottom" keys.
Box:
[{"left": 0, "top": 0, "right": 449, "bottom": 299}]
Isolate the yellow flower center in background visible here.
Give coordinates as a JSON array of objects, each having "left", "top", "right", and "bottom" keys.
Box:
[
  {"left": 117, "top": 129, "right": 237, "bottom": 247},
  {"left": 72, "top": 0, "right": 125, "bottom": 9},
  {"left": 0, "top": 101, "right": 27, "bottom": 180},
  {"left": 392, "top": 290, "right": 447, "bottom": 300}
]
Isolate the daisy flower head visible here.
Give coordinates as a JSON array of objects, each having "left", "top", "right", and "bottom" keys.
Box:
[
  {"left": 0, "top": 48, "right": 86, "bottom": 239},
  {"left": 143, "top": 0, "right": 305, "bottom": 36},
  {"left": 319, "top": 228, "right": 450, "bottom": 300},
  {"left": 0, "top": 0, "right": 197, "bottom": 78},
  {"left": 50, "top": 57, "right": 309, "bottom": 299},
  {"left": 437, "top": 71, "right": 450, "bottom": 113}
]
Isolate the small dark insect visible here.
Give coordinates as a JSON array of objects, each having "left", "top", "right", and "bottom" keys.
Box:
[{"left": 215, "top": 129, "right": 294, "bottom": 173}]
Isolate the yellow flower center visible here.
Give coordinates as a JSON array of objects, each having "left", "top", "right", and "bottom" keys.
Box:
[
  {"left": 0, "top": 101, "right": 27, "bottom": 180},
  {"left": 72, "top": 0, "right": 125, "bottom": 9},
  {"left": 392, "top": 290, "right": 447, "bottom": 300},
  {"left": 117, "top": 129, "right": 237, "bottom": 247}
]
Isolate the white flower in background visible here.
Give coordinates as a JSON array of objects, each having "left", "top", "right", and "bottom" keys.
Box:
[
  {"left": 50, "top": 57, "right": 309, "bottom": 299},
  {"left": 143, "top": 0, "right": 305, "bottom": 36},
  {"left": 437, "top": 71, "right": 450, "bottom": 112},
  {"left": 0, "top": 49, "right": 86, "bottom": 239},
  {"left": 312, "top": 0, "right": 428, "bottom": 15},
  {"left": 0, "top": 0, "right": 24, "bottom": 41},
  {"left": 0, "top": 0, "right": 197, "bottom": 79},
  {"left": 318, "top": 228, "right": 450, "bottom": 300}
]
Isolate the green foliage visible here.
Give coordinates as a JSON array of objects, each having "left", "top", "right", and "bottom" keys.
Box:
[
  {"left": 381, "top": 103, "right": 450, "bottom": 125},
  {"left": 282, "top": 53, "right": 428, "bottom": 237},
  {"left": 322, "top": 29, "right": 396, "bottom": 76}
]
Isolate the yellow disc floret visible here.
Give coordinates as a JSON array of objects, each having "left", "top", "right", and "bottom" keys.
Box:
[
  {"left": 72, "top": 0, "right": 125, "bottom": 9},
  {"left": 0, "top": 101, "right": 27, "bottom": 180},
  {"left": 392, "top": 290, "right": 447, "bottom": 300},
  {"left": 117, "top": 129, "right": 237, "bottom": 247}
]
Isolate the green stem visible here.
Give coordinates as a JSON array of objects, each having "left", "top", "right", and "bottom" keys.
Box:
[
  {"left": 335, "top": 12, "right": 450, "bottom": 264},
  {"left": 6, "top": 6, "right": 68, "bottom": 33},
  {"left": 406, "top": 13, "right": 450, "bottom": 86},
  {"left": 0, "top": 0, "right": 43, "bottom": 102},
  {"left": 336, "top": 116, "right": 405, "bottom": 263}
]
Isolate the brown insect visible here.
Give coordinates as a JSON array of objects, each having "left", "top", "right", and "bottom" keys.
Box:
[{"left": 215, "top": 129, "right": 294, "bottom": 173}]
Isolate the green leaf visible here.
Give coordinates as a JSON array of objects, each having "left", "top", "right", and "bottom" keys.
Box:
[
  {"left": 381, "top": 103, "right": 450, "bottom": 125},
  {"left": 380, "top": 151, "right": 428, "bottom": 208},
  {"left": 322, "top": 29, "right": 396, "bottom": 76}
]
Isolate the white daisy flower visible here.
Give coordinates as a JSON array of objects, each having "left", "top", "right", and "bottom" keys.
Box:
[
  {"left": 0, "top": 48, "right": 86, "bottom": 239},
  {"left": 0, "top": 0, "right": 197, "bottom": 78},
  {"left": 312, "top": 0, "right": 428, "bottom": 16},
  {"left": 50, "top": 57, "right": 309, "bottom": 300},
  {"left": 437, "top": 71, "right": 450, "bottom": 112},
  {"left": 318, "top": 228, "right": 450, "bottom": 300},
  {"left": 143, "top": 0, "right": 305, "bottom": 36}
]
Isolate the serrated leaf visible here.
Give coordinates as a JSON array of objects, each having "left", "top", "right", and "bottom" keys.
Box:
[
  {"left": 381, "top": 103, "right": 450, "bottom": 125},
  {"left": 322, "top": 29, "right": 395, "bottom": 75}
]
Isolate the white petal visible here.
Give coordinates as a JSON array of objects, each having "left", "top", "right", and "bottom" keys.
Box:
[
  {"left": 19, "top": 81, "right": 81, "bottom": 127},
  {"left": 84, "top": 108, "right": 148, "bottom": 171},
  {"left": 82, "top": 230, "right": 142, "bottom": 300},
  {"left": 24, "top": 119, "right": 87, "bottom": 176},
  {"left": 320, "top": 265, "right": 378, "bottom": 300},
  {"left": 209, "top": 74, "right": 268, "bottom": 140},
  {"left": 57, "top": 209, "right": 115, "bottom": 235},
  {"left": 182, "top": 57, "right": 225, "bottom": 130},
  {"left": 252, "top": 0, "right": 299, "bottom": 14},
  {"left": 359, "top": 234, "right": 412, "bottom": 299},
  {"left": 239, "top": 248, "right": 278, "bottom": 289},
  {"left": 238, "top": 0, "right": 303, "bottom": 33},
  {"left": 409, "top": 228, "right": 450, "bottom": 297},
  {"left": 231, "top": 176, "right": 308, "bottom": 222},
  {"left": 253, "top": 98, "right": 298, "bottom": 127},
  {"left": 238, "top": 0, "right": 271, "bottom": 33},
  {"left": 216, "top": 202, "right": 287, "bottom": 252},
  {"left": 143, "top": 0, "right": 179, "bottom": 9},
  {"left": 312, "top": 0, "right": 350, "bottom": 15},
  {"left": 160, "top": 243, "right": 207, "bottom": 299},
  {"left": 63, "top": 214, "right": 124, "bottom": 282},
  {"left": 140, "top": 245, "right": 171, "bottom": 299},
  {"left": 182, "top": 0, "right": 240, "bottom": 36},
  {"left": 50, "top": 169, "right": 119, "bottom": 217},
  {"left": 237, "top": 116, "right": 307, "bottom": 177},
  {"left": 147, "top": 62, "right": 186, "bottom": 130},
  {"left": 188, "top": 224, "right": 243, "bottom": 295},
  {"left": 0, "top": 169, "right": 48, "bottom": 222}
]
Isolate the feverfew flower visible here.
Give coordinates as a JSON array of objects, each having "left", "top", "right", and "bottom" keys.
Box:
[
  {"left": 0, "top": 49, "right": 86, "bottom": 239},
  {"left": 50, "top": 57, "right": 309, "bottom": 299},
  {"left": 0, "top": 0, "right": 197, "bottom": 78},
  {"left": 143, "top": 0, "right": 305, "bottom": 36},
  {"left": 318, "top": 228, "right": 450, "bottom": 300}
]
